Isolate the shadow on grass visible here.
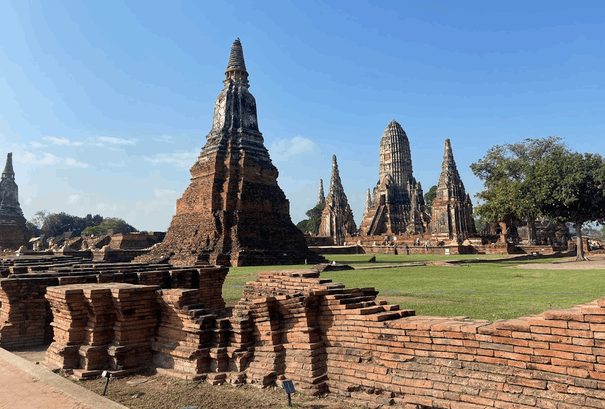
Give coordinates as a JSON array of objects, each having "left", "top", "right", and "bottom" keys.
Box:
[{"left": 448, "top": 251, "right": 576, "bottom": 265}]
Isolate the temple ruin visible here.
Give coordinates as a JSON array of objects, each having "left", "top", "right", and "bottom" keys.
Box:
[
  {"left": 0, "top": 153, "right": 28, "bottom": 250},
  {"left": 359, "top": 121, "right": 429, "bottom": 236},
  {"left": 2, "top": 254, "right": 605, "bottom": 408},
  {"left": 140, "top": 39, "right": 315, "bottom": 266},
  {"left": 318, "top": 155, "right": 356, "bottom": 245},
  {"left": 430, "top": 139, "right": 476, "bottom": 243}
]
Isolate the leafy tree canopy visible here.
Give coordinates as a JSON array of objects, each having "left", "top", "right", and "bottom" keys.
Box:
[
  {"left": 31, "top": 211, "right": 137, "bottom": 238},
  {"left": 82, "top": 218, "right": 137, "bottom": 236},
  {"left": 471, "top": 137, "right": 564, "bottom": 228},
  {"left": 530, "top": 148, "right": 605, "bottom": 260},
  {"left": 296, "top": 203, "right": 325, "bottom": 235},
  {"left": 424, "top": 185, "right": 437, "bottom": 213}
]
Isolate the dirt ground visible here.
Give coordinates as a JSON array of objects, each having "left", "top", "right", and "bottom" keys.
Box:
[
  {"left": 516, "top": 253, "right": 605, "bottom": 270},
  {"left": 75, "top": 373, "right": 366, "bottom": 409}
]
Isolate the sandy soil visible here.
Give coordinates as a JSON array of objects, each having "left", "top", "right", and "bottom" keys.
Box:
[
  {"left": 76, "top": 373, "right": 366, "bottom": 409},
  {"left": 515, "top": 254, "right": 605, "bottom": 270}
]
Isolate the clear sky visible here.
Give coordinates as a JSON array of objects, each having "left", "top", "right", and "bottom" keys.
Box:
[{"left": 1, "top": 1, "right": 604, "bottom": 231}]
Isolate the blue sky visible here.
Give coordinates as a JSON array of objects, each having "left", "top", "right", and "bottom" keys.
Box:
[{"left": 0, "top": 1, "right": 604, "bottom": 231}]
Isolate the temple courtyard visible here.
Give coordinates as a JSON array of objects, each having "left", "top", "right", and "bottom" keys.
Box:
[
  {"left": 225, "top": 253, "right": 605, "bottom": 320},
  {"left": 64, "top": 253, "right": 605, "bottom": 408}
]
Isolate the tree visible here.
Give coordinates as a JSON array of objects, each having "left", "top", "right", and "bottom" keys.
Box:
[
  {"left": 296, "top": 203, "right": 324, "bottom": 235},
  {"left": 473, "top": 214, "right": 487, "bottom": 235},
  {"left": 37, "top": 212, "right": 134, "bottom": 238},
  {"left": 25, "top": 221, "right": 40, "bottom": 238},
  {"left": 82, "top": 218, "right": 137, "bottom": 236},
  {"left": 531, "top": 148, "right": 605, "bottom": 260},
  {"left": 471, "top": 137, "right": 564, "bottom": 243},
  {"left": 29, "top": 210, "right": 48, "bottom": 230},
  {"left": 424, "top": 185, "right": 437, "bottom": 213},
  {"left": 41, "top": 212, "right": 86, "bottom": 237}
]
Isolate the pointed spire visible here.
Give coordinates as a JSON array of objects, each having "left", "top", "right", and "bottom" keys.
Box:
[
  {"left": 225, "top": 38, "right": 249, "bottom": 86},
  {"left": 2, "top": 153, "right": 14, "bottom": 180},
  {"left": 317, "top": 179, "right": 326, "bottom": 207},
  {"left": 443, "top": 138, "right": 454, "bottom": 164},
  {"left": 365, "top": 188, "right": 373, "bottom": 211},
  {"left": 441, "top": 138, "right": 458, "bottom": 178},
  {"left": 437, "top": 138, "right": 464, "bottom": 195},
  {"left": 320, "top": 154, "right": 357, "bottom": 243},
  {"left": 328, "top": 155, "right": 340, "bottom": 194},
  {"left": 431, "top": 138, "right": 475, "bottom": 240},
  {"left": 328, "top": 155, "right": 345, "bottom": 199}
]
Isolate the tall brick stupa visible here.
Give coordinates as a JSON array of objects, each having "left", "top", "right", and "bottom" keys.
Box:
[
  {"left": 144, "top": 39, "right": 316, "bottom": 266},
  {"left": 0, "top": 153, "right": 28, "bottom": 249},
  {"left": 318, "top": 155, "right": 356, "bottom": 245},
  {"left": 359, "top": 120, "right": 429, "bottom": 236},
  {"left": 430, "top": 139, "right": 475, "bottom": 242}
]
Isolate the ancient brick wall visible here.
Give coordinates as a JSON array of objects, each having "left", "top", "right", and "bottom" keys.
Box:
[
  {"left": 28, "top": 264, "right": 605, "bottom": 407},
  {"left": 233, "top": 270, "right": 605, "bottom": 408},
  {"left": 0, "top": 260, "right": 227, "bottom": 349}
]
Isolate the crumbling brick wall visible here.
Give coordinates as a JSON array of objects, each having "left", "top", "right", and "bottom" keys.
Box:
[
  {"left": 0, "top": 261, "right": 227, "bottom": 349},
  {"left": 234, "top": 269, "right": 605, "bottom": 408},
  {"left": 34, "top": 265, "right": 605, "bottom": 408}
]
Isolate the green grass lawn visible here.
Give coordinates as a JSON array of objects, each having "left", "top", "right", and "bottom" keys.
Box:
[{"left": 223, "top": 254, "right": 605, "bottom": 321}]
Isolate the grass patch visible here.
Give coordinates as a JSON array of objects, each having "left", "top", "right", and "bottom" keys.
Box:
[
  {"left": 223, "top": 264, "right": 308, "bottom": 304},
  {"left": 222, "top": 254, "right": 605, "bottom": 321}
]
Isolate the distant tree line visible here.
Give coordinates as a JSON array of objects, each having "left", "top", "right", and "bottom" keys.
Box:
[
  {"left": 471, "top": 137, "right": 605, "bottom": 261},
  {"left": 27, "top": 211, "right": 137, "bottom": 238}
]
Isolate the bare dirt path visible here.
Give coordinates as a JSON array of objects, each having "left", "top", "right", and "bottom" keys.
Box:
[
  {"left": 515, "top": 254, "right": 605, "bottom": 270},
  {"left": 77, "top": 373, "right": 365, "bottom": 409}
]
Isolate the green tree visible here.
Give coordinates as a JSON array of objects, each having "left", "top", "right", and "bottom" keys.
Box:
[
  {"left": 471, "top": 137, "right": 564, "bottom": 243},
  {"left": 41, "top": 212, "right": 87, "bottom": 237},
  {"left": 82, "top": 218, "right": 137, "bottom": 236},
  {"left": 531, "top": 148, "right": 605, "bottom": 260},
  {"left": 296, "top": 203, "right": 324, "bottom": 235},
  {"left": 423, "top": 185, "right": 437, "bottom": 213},
  {"left": 29, "top": 210, "right": 48, "bottom": 230},
  {"left": 38, "top": 212, "right": 131, "bottom": 238},
  {"left": 25, "top": 221, "right": 40, "bottom": 239}
]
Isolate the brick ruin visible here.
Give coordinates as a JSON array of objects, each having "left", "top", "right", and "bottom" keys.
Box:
[
  {"left": 139, "top": 39, "right": 315, "bottom": 267},
  {"left": 360, "top": 121, "right": 430, "bottom": 236},
  {"left": 430, "top": 139, "right": 476, "bottom": 243},
  {"left": 0, "top": 38, "right": 599, "bottom": 408},
  {"left": 2, "top": 254, "right": 605, "bottom": 407},
  {"left": 0, "top": 153, "right": 28, "bottom": 250},
  {"left": 318, "top": 155, "right": 357, "bottom": 246},
  {"left": 0, "top": 255, "right": 226, "bottom": 349}
]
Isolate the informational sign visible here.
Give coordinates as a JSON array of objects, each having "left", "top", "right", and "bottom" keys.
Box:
[
  {"left": 282, "top": 379, "right": 295, "bottom": 406},
  {"left": 282, "top": 380, "right": 295, "bottom": 394}
]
